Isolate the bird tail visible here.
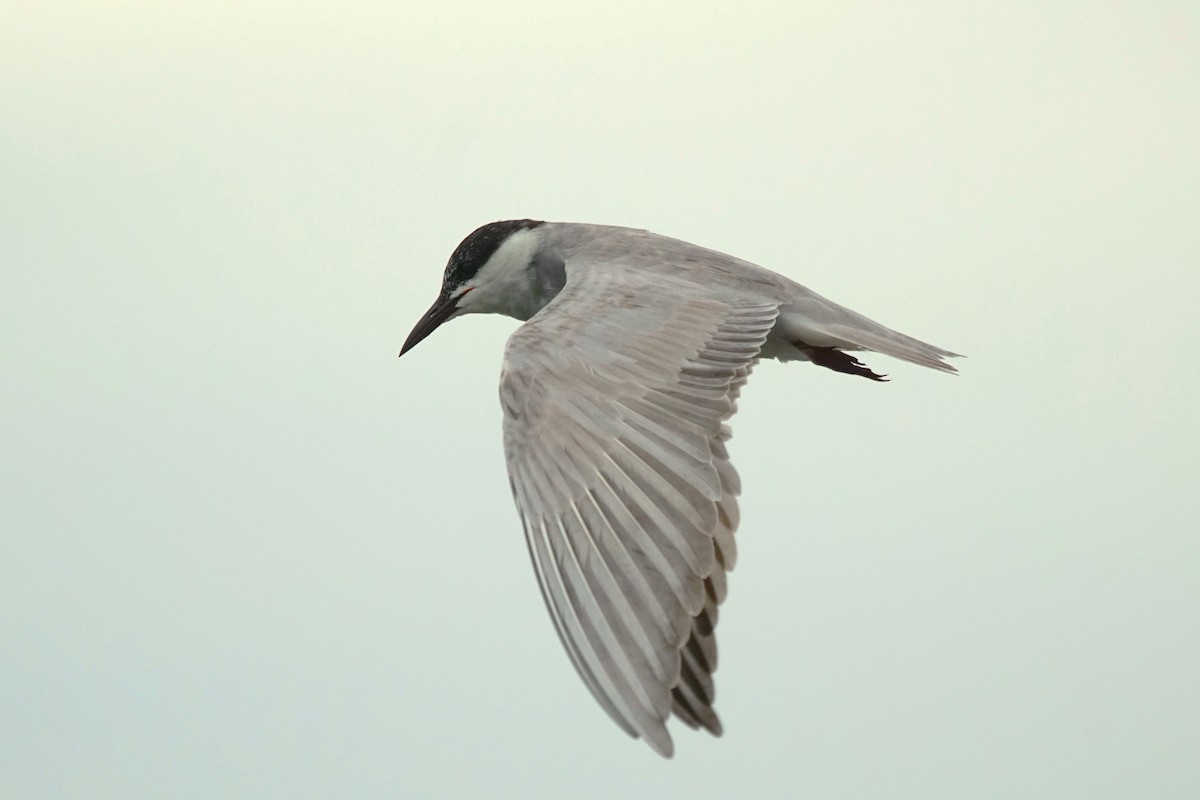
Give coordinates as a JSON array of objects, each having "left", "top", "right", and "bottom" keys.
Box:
[{"left": 772, "top": 299, "right": 961, "bottom": 377}]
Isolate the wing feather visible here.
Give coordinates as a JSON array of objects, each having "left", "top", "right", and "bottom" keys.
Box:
[{"left": 501, "top": 267, "right": 777, "bottom": 755}]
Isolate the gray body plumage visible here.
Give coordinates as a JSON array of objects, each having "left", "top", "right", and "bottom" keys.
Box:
[{"left": 401, "top": 221, "right": 959, "bottom": 756}]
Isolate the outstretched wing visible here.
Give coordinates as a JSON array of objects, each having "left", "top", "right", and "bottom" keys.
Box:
[{"left": 500, "top": 266, "right": 778, "bottom": 756}]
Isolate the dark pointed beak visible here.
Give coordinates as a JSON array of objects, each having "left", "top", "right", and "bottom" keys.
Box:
[{"left": 399, "top": 292, "right": 463, "bottom": 357}]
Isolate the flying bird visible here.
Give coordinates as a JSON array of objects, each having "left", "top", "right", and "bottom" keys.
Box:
[{"left": 400, "top": 220, "right": 959, "bottom": 756}]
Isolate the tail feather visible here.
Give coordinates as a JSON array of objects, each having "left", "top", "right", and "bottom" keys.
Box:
[
  {"left": 775, "top": 300, "right": 961, "bottom": 376},
  {"left": 823, "top": 323, "right": 960, "bottom": 374}
]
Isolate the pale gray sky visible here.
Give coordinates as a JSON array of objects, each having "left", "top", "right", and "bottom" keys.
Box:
[{"left": 3, "top": 2, "right": 1197, "bottom": 797}]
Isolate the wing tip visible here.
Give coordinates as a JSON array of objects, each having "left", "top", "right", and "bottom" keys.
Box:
[{"left": 644, "top": 725, "right": 675, "bottom": 758}]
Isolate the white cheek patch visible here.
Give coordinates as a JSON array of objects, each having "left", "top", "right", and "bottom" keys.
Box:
[
  {"left": 473, "top": 229, "right": 541, "bottom": 288},
  {"left": 464, "top": 229, "right": 543, "bottom": 318}
]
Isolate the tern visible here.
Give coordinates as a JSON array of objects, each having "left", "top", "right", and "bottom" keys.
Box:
[{"left": 400, "top": 220, "right": 959, "bottom": 756}]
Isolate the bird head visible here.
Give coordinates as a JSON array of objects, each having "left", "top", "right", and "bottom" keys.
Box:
[{"left": 400, "top": 219, "right": 547, "bottom": 356}]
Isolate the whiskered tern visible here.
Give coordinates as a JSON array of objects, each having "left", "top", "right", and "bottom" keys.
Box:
[{"left": 400, "top": 220, "right": 959, "bottom": 756}]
